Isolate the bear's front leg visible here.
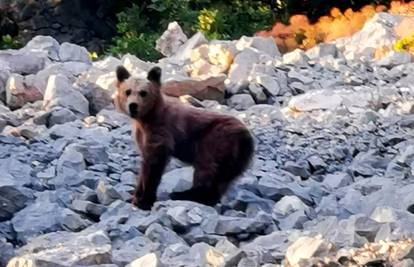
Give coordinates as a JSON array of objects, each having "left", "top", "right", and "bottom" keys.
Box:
[{"left": 132, "top": 145, "right": 171, "bottom": 210}]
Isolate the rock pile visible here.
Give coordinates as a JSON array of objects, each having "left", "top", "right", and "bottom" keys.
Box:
[{"left": 1, "top": 12, "right": 414, "bottom": 267}]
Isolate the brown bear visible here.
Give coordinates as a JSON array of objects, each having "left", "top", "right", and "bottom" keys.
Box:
[{"left": 114, "top": 65, "right": 254, "bottom": 210}]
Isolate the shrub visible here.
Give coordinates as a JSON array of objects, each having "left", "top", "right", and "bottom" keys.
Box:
[
  {"left": 107, "top": 0, "right": 273, "bottom": 60},
  {"left": 0, "top": 35, "right": 21, "bottom": 50}
]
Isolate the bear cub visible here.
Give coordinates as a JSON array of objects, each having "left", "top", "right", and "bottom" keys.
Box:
[{"left": 114, "top": 65, "right": 254, "bottom": 210}]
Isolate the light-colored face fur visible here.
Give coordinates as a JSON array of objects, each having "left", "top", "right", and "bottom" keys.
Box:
[{"left": 114, "top": 66, "right": 161, "bottom": 120}]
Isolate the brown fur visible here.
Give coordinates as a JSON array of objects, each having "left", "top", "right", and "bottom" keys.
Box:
[{"left": 114, "top": 66, "right": 254, "bottom": 210}]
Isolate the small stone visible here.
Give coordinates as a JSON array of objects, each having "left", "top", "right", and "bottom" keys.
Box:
[
  {"left": 126, "top": 253, "right": 163, "bottom": 267},
  {"left": 48, "top": 107, "right": 78, "bottom": 126},
  {"left": 96, "top": 180, "right": 123, "bottom": 205},
  {"left": 323, "top": 172, "right": 353, "bottom": 189},
  {"left": 145, "top": 223, "right": 187, "bottom": 249},
  {"left": 283, "top": 161, "right": 311, "bottom": 179},
  {"left": 71, "top": 199, "right": 107, "bottom": 218},
  {"left": 227, "top": 94, "right": 256, "bottom": 111}
]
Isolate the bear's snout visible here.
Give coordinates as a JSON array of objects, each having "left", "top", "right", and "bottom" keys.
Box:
[{"left": 129, "top": 103, "right": 139, "bottom": 117}]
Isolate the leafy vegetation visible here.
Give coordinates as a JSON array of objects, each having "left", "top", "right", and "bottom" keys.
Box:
[
  {"left": 394, "top": 34, "right": 414, "bottom": 54},
  {"left": 0, "top": 35, "right": 21, "bottom": 50},
  {"left": 107, "top": 0, "right": 273, "bottom": 60}
]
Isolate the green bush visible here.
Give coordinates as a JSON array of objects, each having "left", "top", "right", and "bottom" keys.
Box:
[
  {"left": 0, "top": 35, "right": 21, "bottom": 50},
  {"left": 107, "top": 0, "right": 273, "bottom": 61}
]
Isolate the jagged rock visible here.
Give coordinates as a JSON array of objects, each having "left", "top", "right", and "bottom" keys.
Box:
[
  {"left": 187, "top": 44, "right": 234, "bottom": 78},
  {"left": 156, "top": 21, "right": 188, "bottom": 57},
  {"left": 169, "top": 32, "right": 208, "bottom": 64},
  {"left": 370, "top": 206, "right": 398, "bottom": 223},
  {"left": 43, "top": 74, "right": 89, "bottom": 117},
  {"left": 59, "top": 42, "right": 91, "bottom": 63},
  {"left": 227, "top": 94, "right": 256, "bottom": 110},
  {"left": 283, "top": 161, "right": 311, "bottom": 179},
  {"left": 66, "top": 141, "right": 109, "bottom": 165},
  {"left": 48, "top": 107, "right": 78, "bottom": 126},
  {"left": 285, "top": 235, "right": 334, "bottom": 267},
  {"left": 145, "top": 223, "right": 187, "bottom": 249},
  {"left": 228, "top": 47, "right": 260, "bottom": 85},
  {"left": 273, "top": 196, "right": 310, "bottom": 217},
  {"left": 0, "top": 70, "right": 10, "bottom": 101},
  {"left": 236, "top": 36, "right": 281, "bottom": 58},
  {"left": 306, "top": 43, "right": 338, "bottom": 59},
  {"left": 215, "top": 216, "right": 268, "bottom": 235},
  {"left": 162, "top": 75, "right": 226, "bottom": 102},
  {"left": 7, "top": 230, "right": 112, "bottom": 267},
  {"left": 112, "top": 236, "right": 159, "bottom": 266},
  {"left": 121, "top": 54, "right": 155, "bottom": 74},
  {"left": 248, "top": 83, "right": 267, "bottom": 103},
  {"left": 96, "top": 180, "right": 123, "bottom": 205},
  {"left": 0, "top": 50, "right": 47, "bottom": 75},
  {"left": 6, "top": 73, "right": 43, "bottom": 109},
  {"left": 157, "top": 167, "right": 193, "bottom": 200},
  {"left": 0, "top": 174, "right": 29, "bottom": 221},
  {"left": 71, "top": 199, "right": 107, "bottom": 218},
  {"left": 335, "top": 12, "right": 401, "bottom": 61},
  {"left": 154, "top": 201, "right": 219, "bottom": 243},
  {"left": 127, "top": 253, "right": 163, "bottom": 267},
  {"left": 0, "top": 238, "right": 14, "bottom": 267},
  {"left": 377, "top": 51, "right": 413, "bottom": 67},
  {"left": 78, "top": 81, "right": 113, "bottom": 115},
  {"left": 23, "top": 35, "right": 60, "bottom": 61},
  {"left": 323, "top": 172, "right": 353, "bottom": 189},
  {"left": 12, "top": 198, "right": 91, "bottom": 243},
  {"left": 55, "top": 146, "right": 86, "bottom": 187},
  {"left": 282, "top": 49, "right": 309, "bottom": 66}
]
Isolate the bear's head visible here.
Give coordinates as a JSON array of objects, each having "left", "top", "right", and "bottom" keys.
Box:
[{"left": 114, "top": 65, "right": 162, "bottom": 120}]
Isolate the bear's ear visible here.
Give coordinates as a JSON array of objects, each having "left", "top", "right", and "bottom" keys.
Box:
[
  {"left": 116, "top": 65, "right": 130, "bottom": 83},
  {"left": 147, "top": 66, "right": 161, "bottom": 85}
]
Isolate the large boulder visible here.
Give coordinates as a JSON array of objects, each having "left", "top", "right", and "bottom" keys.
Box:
[
  {"left": 168, "top": 32, "right": 208, "bottom": 64},
  {"left": 235, "top": 36, "right": 280, "bottom": 58},
  {"left": 59, "top": 42, "right": 91, "bottom": 63},
  {"left": 43, "top": 74, "right": 89, "bottom": 117},
  {"left": 0, "top": 50, "right": 47, "bottom": 75},
  {"left": 5, "top": 73, "right": 43, "bottom": 109},
  {"left": 77, "top": 81, "right": 113, "bottom": 115},
  {"left": 186, "top": 44, "right": 234, "bottom": 78},
  {"left": 228, "top": 47, "right": 261, "bottom": 85},
  {"left": 23, "top": 35, "right": 60, "bottom": 61},
  {"left": 156, "top": 21, "right": 188, "bottom": 57},
  {"left": 162, "top": 75, "right": 226, "bottom": 102},
  {"left": 12, "top": 196, "right": 91, "bottom": 243},
  {"left": 335, "top": 12, "right": 402, "bottom": 61}
]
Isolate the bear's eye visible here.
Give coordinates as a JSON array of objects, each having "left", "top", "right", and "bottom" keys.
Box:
[
  {"left": 139, "top": 91, "right": 148, "bottom": 98},
  {"left": 125, "top": 89, "right": 132, "bottom": 96}
]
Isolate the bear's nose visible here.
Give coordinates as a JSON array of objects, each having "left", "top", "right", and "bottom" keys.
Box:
[{"left": 129, "top": 103, "right": 138, "bottom": 116}]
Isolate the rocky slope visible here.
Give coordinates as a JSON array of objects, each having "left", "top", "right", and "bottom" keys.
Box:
[{"left": 1, "top": 12, "right": 414, "bottom": 267}]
